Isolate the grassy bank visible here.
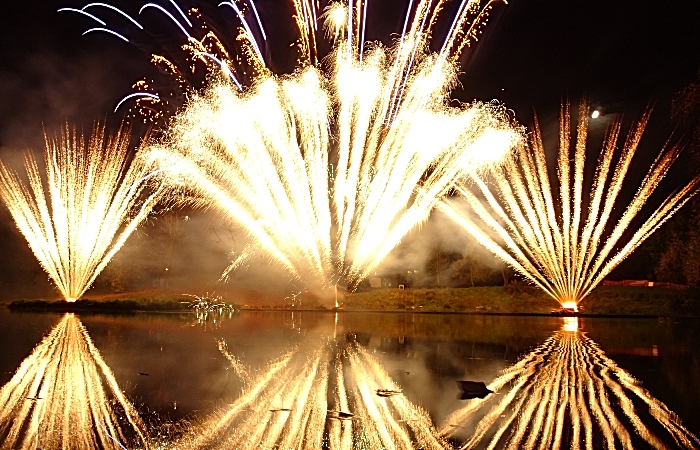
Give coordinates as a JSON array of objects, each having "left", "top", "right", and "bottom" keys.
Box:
[
  {"left": 5, "top": 289, "right": 193, "bottom": 312},
  {"left": 343, "top": 285, "right": 700, "bottom": 316},
  {"left": 5, "top": 285, "right": 699, "bottom": 316}
]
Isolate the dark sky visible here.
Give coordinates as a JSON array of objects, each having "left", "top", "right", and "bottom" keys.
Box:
[
  {"left": 0, "top": 0, "right": 699, "bottom": 295},
  {"left": 2, "top": 0, "right": 699, "bottom": 143}
]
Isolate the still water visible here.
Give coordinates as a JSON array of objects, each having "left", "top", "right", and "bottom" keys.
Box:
[{"left": 0, "top": 309, "right": 698, "bottom": 449}]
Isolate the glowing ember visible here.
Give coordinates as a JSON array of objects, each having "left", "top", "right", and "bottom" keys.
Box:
[
  {"left": 440, "top": 102, "right": 700, "bottom": 306},
  {"left": 441, "top": 323, "right": 700, "bottom": 449},
  {"left": 0, "top": 126, "right": 163, "bottom": 302},
  {"left": 0, "top": 314, "right": 148, "bottom": 449},
  {"left": 136, "top": 0, "right": 521, "bottom": 299},
  {"left": 562, "top": 301, "right": 578, "bottom": 312}
]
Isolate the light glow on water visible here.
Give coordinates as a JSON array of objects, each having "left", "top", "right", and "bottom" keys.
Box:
[
  {"left": 442, "top": 321, "right": 700, "bottom": 449},
  {"left": 175, "top": 339, "right": 446, "bottom": 449},
  {"left": 0, "top": 314, "right": 148, "bottom": 449}
]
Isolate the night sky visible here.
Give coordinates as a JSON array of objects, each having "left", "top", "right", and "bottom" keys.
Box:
[{"left": 0, "top": 0, "right": 699, "bottom": 297}]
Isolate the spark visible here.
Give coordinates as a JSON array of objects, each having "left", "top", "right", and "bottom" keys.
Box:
[
  {"left": 193, "top": 51, "right": 243, "bottom": 89},
  {"left": 81, "top": 2, "right": 144, "bottom": 29},
  {"left": 442, "top": 321, "right": 700, "bottom": 449},
  {"left": 82, "top": 27, "right": 129, "bottom": 42},
  {"left": 114, "top": 91, "right": 160, "bottom": 112},
  {"left": 0, "top": 125, "right": 164, "bottom": 302},
  {"left": 141, "top": 0, "right": 519, "bottom": 302},
  {"left": 246, "top": 0, "right": 268, "bottom": 41},
  {"left": 169, "top": 0, "right": 193, "bottom": 28},
  {"left": 440, "top": 102, "right": 700, "bottom": 307},
  {"left": 140, "top": 3, "right": 192, "bottom": 39},
  {"left": 57, "top": 7, "right": 106, "bottom": 25},
  {"left": 218, "top": 1, "right": 266, "bottom": 64},
  {"left": 0, "top": 314, "right": 148, "bottom": 449}
]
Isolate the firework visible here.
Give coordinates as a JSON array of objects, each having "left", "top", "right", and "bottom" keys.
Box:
[
  {"left": 0, "top": 126, "right": 163, "bottom": 301},
  {"left": 125, "top": 0, "right": 522, "bottom": 299},
  {"left": 440, "top": 103, "right": 700, "bottom": 307},
  {"left": 174, "top": 337, "right": 446, "bottom": 449},
  {"left": 0, "top": 314, "right": 148, "bottom": 449},
  {"left": 0, "top": 127, "right": 162, "bottom": 301},
  {"left": 441, "top": 319, "right": 700, "bottom": 449}
]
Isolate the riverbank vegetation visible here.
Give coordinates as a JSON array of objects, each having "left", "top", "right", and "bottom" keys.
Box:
[{"left": 5, "top": 285, "right": 699, "bottom": 317}]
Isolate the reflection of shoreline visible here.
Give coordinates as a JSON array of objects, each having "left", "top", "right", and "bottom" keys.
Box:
[
  {"left": 0, "top": 313, "right": 148, "bottom": 449},
  {"left": 442, "top": 318, "right": 700, "bottom": 449}
]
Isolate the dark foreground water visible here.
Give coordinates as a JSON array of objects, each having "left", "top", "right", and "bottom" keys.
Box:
[{"left": 0, "top": 309, "right": 699, "bottom": 449}]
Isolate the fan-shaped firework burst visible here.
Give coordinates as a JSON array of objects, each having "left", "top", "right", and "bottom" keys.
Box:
[
  {"left": 0, "top": 126, "right": 163, "bottom": 301},
  {"left": 111, "top": 0, "right": 522, "bottom": 300},
  {"left": 440, "top": 103, "right": 700, "bottom": 308}
]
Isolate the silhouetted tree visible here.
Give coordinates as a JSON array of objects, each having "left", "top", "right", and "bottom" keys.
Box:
[{"left": 653, "top": 70, "right": 700, "bottom": 286}]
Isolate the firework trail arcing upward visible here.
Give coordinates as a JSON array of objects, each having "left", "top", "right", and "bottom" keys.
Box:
[
  {"left": 175, "top": 338, "right": 447, "bottom": 449},
  {"left": 0, "top": 314, "right": 148, "bottom": 449},
  {"left": 0, "top": 126, "right": 163, "bottom": 301},
  {"left": 128, "top": 0, "right": 522, "bottom": 299},
  {"left": 441, "top": 318, "right": 700, "bottom": 449},
  {"left": 440, "top": 103, "right": 700, "bottom": 308}
]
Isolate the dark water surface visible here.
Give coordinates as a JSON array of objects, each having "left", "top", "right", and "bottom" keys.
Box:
[{"left": 1, "top": 309, "right": 698, "bottom": 448}]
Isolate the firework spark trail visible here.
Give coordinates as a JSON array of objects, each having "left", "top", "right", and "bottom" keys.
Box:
[
  {"left": 0, "top": 126, "right": 164, "bottom": 301},
  {"left": 0, "top": 314, "right": 148, "bottom": 449},
  {"left": 62, "top": 0, "right": 520, "bottom": 299},
  {"left": 174, "top": 338, "right": 446, "bottom": 449},
  {"left": 137, "top": 0, "right": 520, "bottom": 299},
  {"left": 345, "top": 345, "right": 448, "bottom": 450},
  {"left": 441, "top": 319, "right": 700, "bottom": 449},
  {"left": 440, "top": 102, "right": 700, "bottom": 307}
]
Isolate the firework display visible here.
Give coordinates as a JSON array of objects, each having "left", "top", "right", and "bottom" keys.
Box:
[
  {"left": 135, "top": 0, "right": 520, "bottom": 299},
  {"left": 0, "top": 126, "right": 163, "bottom": 301},
  {"left": 441, "top": 103, "right": 700, "bottom": 307}
]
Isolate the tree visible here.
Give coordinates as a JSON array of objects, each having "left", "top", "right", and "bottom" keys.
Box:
[
  {"left": 653, "top": 70, "right": 700, "bottom": 286},
  {"left": 451, "top": 256, "right": 494, "bottom": 287},
  {"left": 424, "top": 240, "right": 460, "bottom": 286}
]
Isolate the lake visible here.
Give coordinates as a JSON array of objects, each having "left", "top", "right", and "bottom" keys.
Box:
[{"left": 0, "top": 309, "right": 698, "bottom": 449}]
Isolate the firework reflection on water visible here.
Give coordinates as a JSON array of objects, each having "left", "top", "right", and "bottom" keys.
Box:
[
  {"left": 172, "top": 333, "right": 447, "bottom": 449},
  {"left": 442, "top": 318, "right": 700, "bottom": 450},
  {"left": 0, "top": 314, "right": 148, "bottom": 449}
]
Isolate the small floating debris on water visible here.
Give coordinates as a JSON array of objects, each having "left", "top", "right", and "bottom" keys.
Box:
[
  {"left": 376, "top": 389, "right": 401, "bottom": 397},
  {"left": 138, "top": 372, "right": 150, "bottom": 376},
  {"left": 269, "top": 408, "right": 291, "bottom": 412},
  {"left": 327, "top": 410, "right": 354, "bottom": 420},
  {"left": 457, "top": 381, "right": 493, "bottom": 399}
]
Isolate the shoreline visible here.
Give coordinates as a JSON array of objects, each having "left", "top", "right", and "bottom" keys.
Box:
[{"left": 4, "top": 284, "right": 700, "bottom": 318}]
